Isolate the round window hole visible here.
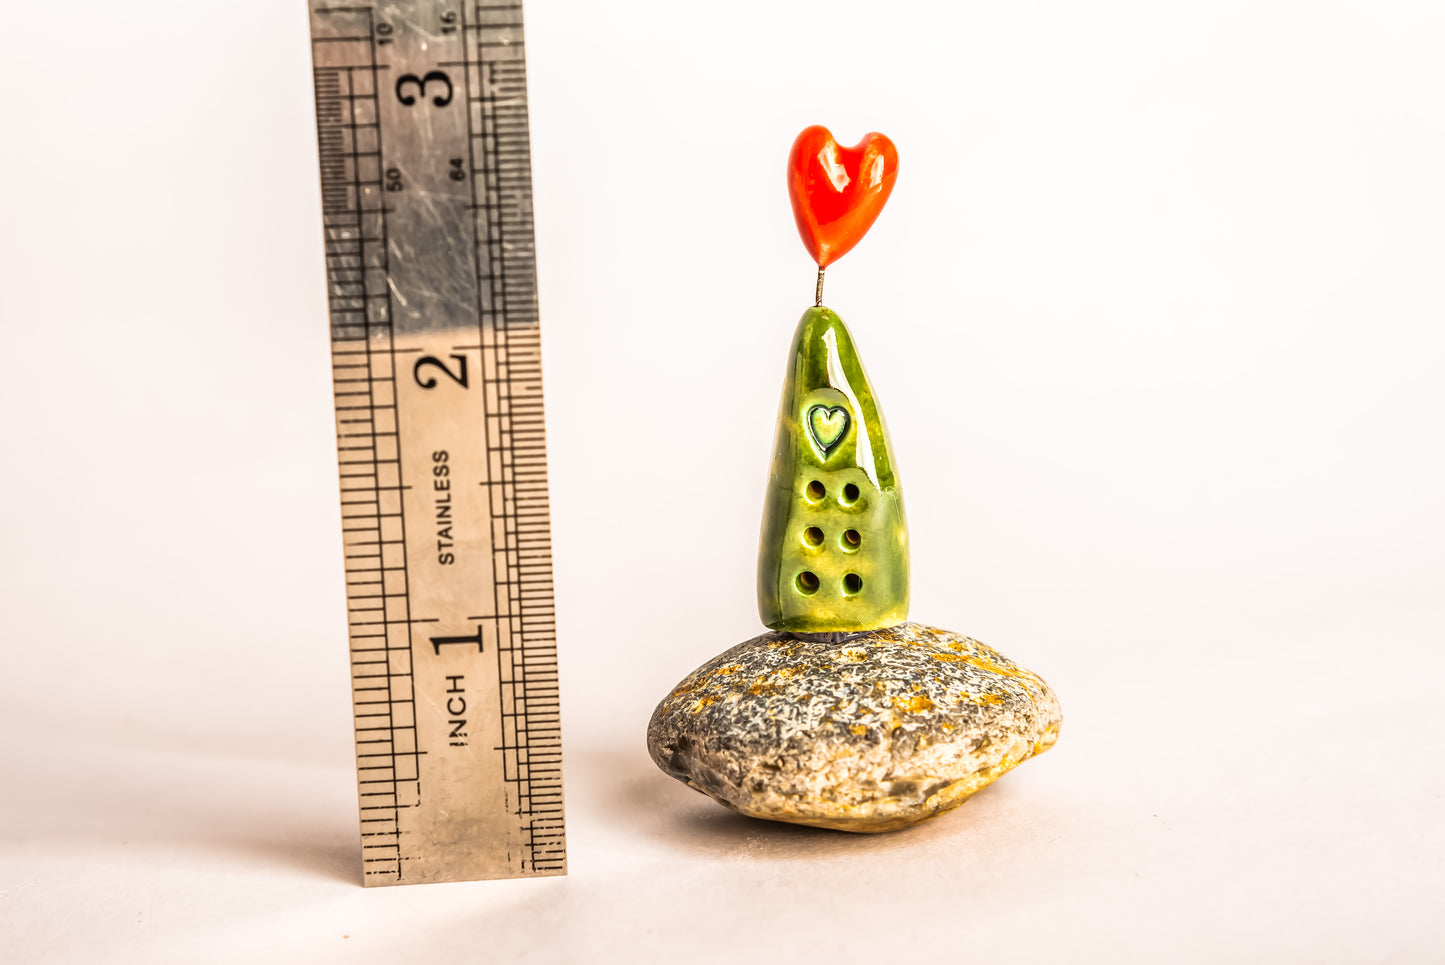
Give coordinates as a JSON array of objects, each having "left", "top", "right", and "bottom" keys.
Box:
[
  {"left": 842, "top": 573, "right": 863, "bottom": 595},
  {"left": 842, "top": 483, "right": 860, "bottom": 503},
  {"left": 796, "top": 571, "right": 820, "bottom": 594},
  {"left": 803, "top": 526, "right": 824, "bottom": 547},
  {"left": 806, "top": 480, "right": 826, "bottom": 501},
  {"left": 842, "top": 529, "right": 861, "bottom": 550}
]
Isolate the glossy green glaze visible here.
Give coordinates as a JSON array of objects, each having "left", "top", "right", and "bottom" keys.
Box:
[{"left": 758, "top": 307, "right": 909, "bottom": 632}]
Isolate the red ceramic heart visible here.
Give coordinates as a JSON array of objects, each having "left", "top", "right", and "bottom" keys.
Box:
[{"left": 787, "top": 125, "right": 899, "bottom": 268}]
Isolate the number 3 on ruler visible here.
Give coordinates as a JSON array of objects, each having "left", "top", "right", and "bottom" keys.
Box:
[
  {"left": 395, "top": 71, "right": 454, "bottom": 107},
  {"left": 414, "top": 354, "right": 469, "bottom": 389}
]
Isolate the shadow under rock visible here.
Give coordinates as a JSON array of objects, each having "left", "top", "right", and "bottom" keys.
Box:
[{"left": 576, "top": 742, "right": 993, "bottom": 862}]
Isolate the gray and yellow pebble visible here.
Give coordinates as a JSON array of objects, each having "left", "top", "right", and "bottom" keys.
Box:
[{"left": 647, "top": 623, "right": 1061, "bottom": 832}]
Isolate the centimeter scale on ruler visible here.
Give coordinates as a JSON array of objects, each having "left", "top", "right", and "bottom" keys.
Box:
[{"left": 308, "top": 0, "right": 564, "bottom": 885}]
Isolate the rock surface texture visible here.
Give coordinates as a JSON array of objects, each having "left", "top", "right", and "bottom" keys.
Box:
[{"left": 647, "top": 623, "right": 1061, "bottom": 832}]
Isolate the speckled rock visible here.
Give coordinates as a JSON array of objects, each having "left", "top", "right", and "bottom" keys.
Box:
[{"left": 647, "top": 623, "right": 1061, "bottom": 832}]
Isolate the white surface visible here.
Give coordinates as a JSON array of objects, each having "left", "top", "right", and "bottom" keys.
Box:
[{"left": 3, "top": 0, "right": 1444, "bottom": 962}]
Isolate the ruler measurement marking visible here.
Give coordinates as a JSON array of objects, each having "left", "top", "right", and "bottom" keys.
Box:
[
  {"left": 314, "top": 5, "right": 420, "bottom": 884},
  {"left": 464, "top": 2, "right": 563, "bottom": 863}
]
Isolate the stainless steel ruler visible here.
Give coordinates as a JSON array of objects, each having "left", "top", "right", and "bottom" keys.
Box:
[{"left": 307, "top": 0, "right": 564, "bottom": 885}]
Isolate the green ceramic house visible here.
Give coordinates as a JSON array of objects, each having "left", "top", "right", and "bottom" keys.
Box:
[{"left": 758, "top": 307, "right": 909, "bottom": 632}]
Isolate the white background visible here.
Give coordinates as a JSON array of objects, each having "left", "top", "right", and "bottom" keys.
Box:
[{"left": 3, "top": 0, "right": 1444, "bottom": 961}]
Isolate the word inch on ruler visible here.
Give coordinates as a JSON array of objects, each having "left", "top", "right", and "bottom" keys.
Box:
[{"left": 308, "top": 0, "right": 564, "bottom": 886}]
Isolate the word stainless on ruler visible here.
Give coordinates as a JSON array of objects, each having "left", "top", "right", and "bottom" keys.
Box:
[{"left": 307, "top": 0, "right": 564, "bottom": 885}]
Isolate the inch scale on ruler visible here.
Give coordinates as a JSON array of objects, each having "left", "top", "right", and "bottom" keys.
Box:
[{"left": 308, "top": 0, "right": 564, "bottom": 885}]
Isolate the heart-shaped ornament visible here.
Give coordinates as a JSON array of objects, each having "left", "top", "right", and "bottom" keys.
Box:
[
  {"left": 807, "top": 404, "right": 850, "bottom": 454},
  {"left": 787, "top": 126, "right": 898, "bottom": 268}
]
